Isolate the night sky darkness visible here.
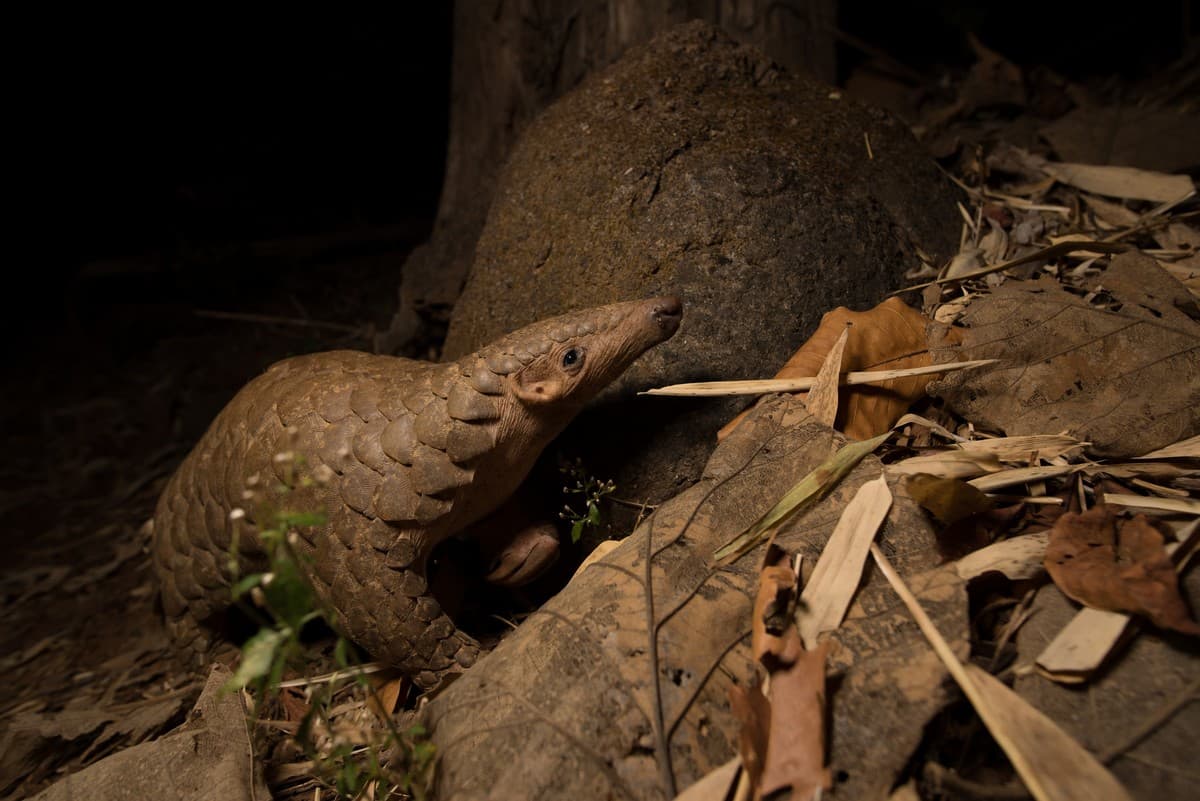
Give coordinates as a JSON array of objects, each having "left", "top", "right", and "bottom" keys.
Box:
[
  {"left": 40, "top": 10, "right": 452, "bottom": 267},
  {"left": 19, "top": 3, "right": 1191, "bottom": 339}
]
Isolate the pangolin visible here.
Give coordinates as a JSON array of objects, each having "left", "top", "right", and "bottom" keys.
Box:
[{"left": 152, "top": 296, "right": 682, "bottom": 687}]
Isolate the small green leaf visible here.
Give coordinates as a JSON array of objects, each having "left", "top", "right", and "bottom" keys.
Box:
[
  {"left": 230, "top": 573, "right": 263, "bottom": 600},
  {"left": 587, "top": 504, "right": 601, "bottom": 525},
  {"left": 277, "top": 510, "right": 325, "bottom": 529},
  {"left": 571, "top": 519, "right": 585, "bottom": 543},
  {"left": 334, "top": 637, "right": 351, "bottom": 668},
  {"left": 225, "top": 628, "right": 287, "bottom": 690}
]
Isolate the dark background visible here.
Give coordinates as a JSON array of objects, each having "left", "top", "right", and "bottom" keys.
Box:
[{"left": 9, "top": 2, "right": 1194, "bottom": 371}]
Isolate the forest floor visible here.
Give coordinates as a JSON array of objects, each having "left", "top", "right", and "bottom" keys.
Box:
[{"left": 2, "top": 37, "right": 1198, "bottom": 801}]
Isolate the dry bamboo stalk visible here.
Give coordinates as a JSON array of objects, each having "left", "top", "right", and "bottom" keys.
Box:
[
  {"left": 1101, "top": 494, "right": 1200, "bottom": 515},
  {"left": 641, "top": 360, "right": 997, "bottom": 397}
]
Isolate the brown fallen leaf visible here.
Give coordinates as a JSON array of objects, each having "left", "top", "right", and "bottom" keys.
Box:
[
  {"left": 752, "top": 548, "right": 801, "bottom": 664},
  {"left": 905, "top": 474, "right": 994, "bottom": 524},
  {"left": 758, "top": 640, "right": 832, "bottom": 800},
  {"left": 928, "top": 252, "right": 1200, "bottom": 459},
  {"left": 1041, "top": 106, "right": 1200, "bottom": 175},
  {"left": 720, "top": 297, "right": 940, "bottom": 442},
  {"left": 365, "top": 675, "right": 405, "bottom": 721},
  {"left": 730, "top": 552, "right": 834, "bottom": 800},
  {"left": 729, "top": 681, "right": 771, "bottom": 795},
  {"left": 806, "top": 325, "right": 849, "bottom": 429},
  {"left": 1044, "top": 506, "right": 1200, "bottom": 636}
]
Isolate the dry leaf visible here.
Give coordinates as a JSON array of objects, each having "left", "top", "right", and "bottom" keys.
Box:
[
  {"left": 736, "top": 558, "right": 834, "bottom": 801},
  {"left": 1035, "top": 519, "right": 1199, "bottom": 681},
  {"left": 806, "top": 325, "right": 848, "bottom": 428},
  {"left": 797, "top": 475, "right": 892, "bottom": 648},
  {"left": 1044, "top": 506, "right": 1200, "bottom": 635},
  {"left": 758, "top": 641, "right": 832, "bottom": 800},
  {"left": 365, "top": 676, "right": 404, "bottom": 721},
  {"left": 1039, "top": 160, "right": 1196, "bottom": 203},
  {"left": 752, "top": 550, "right": 801, "bottom": 664},
  {"left": 570, "top": 539, "right": 621, "bottom": 580},
  {"left": 928, "top": 252, "right": 1200, "bottom": 458},
  {"left": 1138, "top": 434, "right": 1200, "bottom": 459},
  {"left": 905, "top": 474, "right": 993, "bottom": 524},
  {"left": 1040, "top": 106, "right": 1200, "bottom": 175},
  {"left": 887, "top": 449, "right": 1003, "bottom": 480},
  {"left": 719, "top": 297, "right": 937, "bottom": 441},
  {"left": 729, "top": 682, "right": 771, "bottom": 795},
  {"left": 672, "top": 757, "right": 742, "bottom": 801},
  {"left": 1083, "top": 195, "right": 1140, "bottom": 229}
]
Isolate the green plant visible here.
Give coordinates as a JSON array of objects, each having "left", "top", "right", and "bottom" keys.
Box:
[
  {"left": 223, "top": 453, "right": 436, "bottom": 800},
  {"left": 558, "top": 457, "right": 616, "bottom": 543}
]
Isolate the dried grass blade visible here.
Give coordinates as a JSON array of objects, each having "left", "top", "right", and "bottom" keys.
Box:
[
  {"left": 1137, "top": 434, "right": 1200, "bottom": 459},
  {"left": 870, "top": 544, "right": 1134, "bottom": 801},
  {"left": 713, "top": 432, "right": 891, "bottom": 565},
  {"left": 806, "top": 325, "right": 849, "bottom": 427},
  {"left": 798, "top": 475, "right": 892, "bottom": 648},
  {"left": 968, "top": 465, "right": 1082, "bottom": 492},
  {"left": 1101, "top": 494, "right": 1200, "bottom": 515},
  {"left": 887, "top": 450, "right": 1003, "bottom": 480},
  {"left": 957, "top": 434, "right": 1085, "bottom": 462}
]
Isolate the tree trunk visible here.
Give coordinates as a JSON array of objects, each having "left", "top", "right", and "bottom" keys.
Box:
[
  {"left": 421, "top": 395, "right": 966, "bottom": 800},
  {"left": 377, "top": 0, "right": 838, "bottom": 354}
]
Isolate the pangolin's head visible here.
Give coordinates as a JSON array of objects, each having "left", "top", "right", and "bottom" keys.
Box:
[{"left": 468, "top": 296, "right": 682, "bottom": 412}]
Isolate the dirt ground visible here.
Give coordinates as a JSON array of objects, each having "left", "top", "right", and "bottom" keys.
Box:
[{"left": 0, "top": 229, "right": 426, "bottom": 797}]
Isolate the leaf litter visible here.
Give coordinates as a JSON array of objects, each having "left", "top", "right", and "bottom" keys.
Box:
[{"left": 658, "top": 36, "right": 1198, "bottom": 799}]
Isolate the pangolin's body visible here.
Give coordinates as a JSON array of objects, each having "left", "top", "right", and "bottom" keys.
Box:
[{"left": 152, "top": 297, "right": 681, "bottom": 687}]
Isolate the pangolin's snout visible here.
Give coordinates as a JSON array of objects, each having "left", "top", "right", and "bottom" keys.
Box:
[{"left": 650, "top": 295, "right": 683, "bottom": 338}]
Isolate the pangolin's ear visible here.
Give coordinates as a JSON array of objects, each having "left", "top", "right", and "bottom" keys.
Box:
[{"left": 512, "top": 362, "right": 567, "bottom": 404}]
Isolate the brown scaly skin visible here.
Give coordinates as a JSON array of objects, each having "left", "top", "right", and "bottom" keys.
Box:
[{"left": 152, "top": 296, "right": 682, "bottom": 687}]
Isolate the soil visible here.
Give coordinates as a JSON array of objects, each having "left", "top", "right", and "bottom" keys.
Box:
[{"left": 0, "top": 220, "right": 429, "bottom": 797}]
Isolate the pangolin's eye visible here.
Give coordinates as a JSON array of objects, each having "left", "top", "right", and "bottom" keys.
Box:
[{"left": 562, "top": 348, "right": 582, "bottom": 369}]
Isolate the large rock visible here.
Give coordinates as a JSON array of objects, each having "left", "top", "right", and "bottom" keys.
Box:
[{"left": 444, "top": 21, "right": 960, "bottom": 512}]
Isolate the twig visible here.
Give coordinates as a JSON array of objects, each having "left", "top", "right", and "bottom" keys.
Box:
[
  {"left": 923, "top": 762, "right": 1030, "bottom": 800},
  {"left": 644, "top": 508, "right": 676, "bottom": 799},
  {"left": 195, "top": 309, "right": 367, "bottom": 336},
  {"left": 892, "top": 241, "right": 1131, "bottom": 295},
  {"left": 642, "top": 359, "right": 996, "bottom": 397},
  {"left": 276, "top": 664, "right": 387, "bottom": 688},
  {"left": 1098, "top": 674, "right": 1200, "bottom": 765}
]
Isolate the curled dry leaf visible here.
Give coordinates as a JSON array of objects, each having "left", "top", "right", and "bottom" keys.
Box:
[
  {"left": 1044, "top": 506, "right": 1200, "bottom": 636},
  {"left": 720, "top": 297, "right": 942, "bottom": 441},
  {"left": 752, "top": 549, "right": 801, "bottom": 664},
  {"left": 731, "top": 548, "right": 835, "bottom": 800}
]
